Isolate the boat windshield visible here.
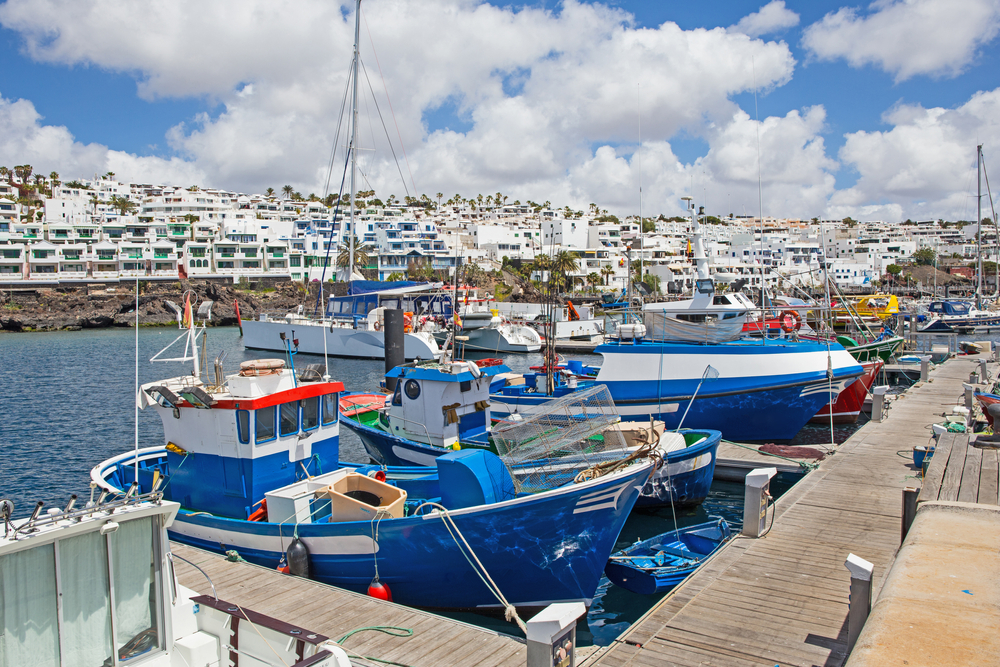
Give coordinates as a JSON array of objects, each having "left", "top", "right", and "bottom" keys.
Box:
[{"left": 944, "top": 302, "right": 971, "bottom": 315}]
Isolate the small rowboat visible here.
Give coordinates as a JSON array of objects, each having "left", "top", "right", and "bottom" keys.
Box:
[
  {"left": 339, "top": 393, "right": 387, "bottom": 417},
  {"left": 604, "top": 518, "right": 732, "bottom": 595}
]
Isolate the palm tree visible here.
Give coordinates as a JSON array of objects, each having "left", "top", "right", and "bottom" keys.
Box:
[
  {"left": 265, "top": 187, "right": 275, "bottom": 198},
  {"left": 281, "top": 185, "right": 294, "bottom": 199},
  {"left": 551, "top": 250, "right": 579, "bottom": 291},
  {"left": 49, "top": 171, "right": 59, "bottom": 188},
  {"left": 587, "top": 272, "right": 601, "bottom": 293},
  {"left": 110, "top": 195, "right": 138, "bottom": 216},
  {"left": 600, "top": 264, "right": 614, "bottom": 286},
  {"left": 337, "top": 236, "right": 372, "bottom": 272}
]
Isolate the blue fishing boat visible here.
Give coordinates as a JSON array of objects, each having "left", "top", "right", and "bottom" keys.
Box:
[
  {"left": 604, "top": 518, "right": 732, "bottom": 595},
  {"left": 93, "top": 311, "right": 658, "bottom": 613},
  {"left": 339, "top": 359, "right": 721, "bottom": 508},
  {"left": 492, "top": 197, "right": 865, "bottom": 443},
  {"left": 491, "top": 337, "right": 864, "bottom": 442}
]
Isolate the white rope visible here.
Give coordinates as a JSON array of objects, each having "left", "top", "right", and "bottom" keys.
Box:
[{"left": 412, "top": 502, "right": 527, "bottom": 633}]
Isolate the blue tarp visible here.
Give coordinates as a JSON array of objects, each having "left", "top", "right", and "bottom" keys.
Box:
[{"left": 347, "top": 280, "right": 424, "bottom": 295}]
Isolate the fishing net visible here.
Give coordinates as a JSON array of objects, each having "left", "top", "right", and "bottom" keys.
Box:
[{"left": 490, "top": 385, "right": 630, "bottom": 493}]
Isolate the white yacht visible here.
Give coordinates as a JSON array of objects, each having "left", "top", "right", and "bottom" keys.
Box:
[
  {"left": 244, "top": 280, "right": 447, "bottom": 360},
  {"left": 0, "top": 490, "right": 349, "bottom": 667}
]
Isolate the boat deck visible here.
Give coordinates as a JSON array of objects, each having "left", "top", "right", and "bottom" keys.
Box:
[
  {"left": 170, "top": 542, "right": 527, "bottom": 666},
  {"left": 585, "top": 352, "right": 992, "bottom": 667},
  {"left": 715, "top": 441, "right": 817, "bottom": 481}
]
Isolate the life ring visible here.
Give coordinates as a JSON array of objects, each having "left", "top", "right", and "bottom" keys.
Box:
[
  {"left": 373, "top": 320, "right": 381, "bottom": 331},
  {"left": 780, "top": 310, "right": 801, "bottom": 333}
]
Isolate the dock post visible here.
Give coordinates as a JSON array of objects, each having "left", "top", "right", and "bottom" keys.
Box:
[
  {"left": 919, "top": 356, "right": 931, "bottom": 382},
  {"left": 526, "top": 602, "right": 585, "bottom": 667},
  {"left": 901, "top": 487, "right": 918, "bottom": 544},
  {"left": 742, "top": 467, "right": 777, "bottom": 538},
  {"left": 870, "top": 386, "right": 889, "bottom": 423},
  {"left": 383, "top": 309, "right": 405, "bottom": 391},
  {"left": 994, "top": 346, "right": 999, "bottom": 363},
  {"left": 844, "top": 554, "right": 874, "bottom": 654},
  {"left": 980, "top": 358, "right": 988, "bottom": 379},
  {"left": 964, "top": 383, "right": 974, "bottom": 422}
]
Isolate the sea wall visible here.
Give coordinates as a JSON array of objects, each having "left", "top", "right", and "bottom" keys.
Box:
[{"left": 0, "top": 280, "right": 324, "bottom": 332}]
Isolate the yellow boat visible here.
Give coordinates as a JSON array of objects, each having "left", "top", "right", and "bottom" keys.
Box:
[{"left": 831, "top": 294, "right": 899, "bottom": 328}]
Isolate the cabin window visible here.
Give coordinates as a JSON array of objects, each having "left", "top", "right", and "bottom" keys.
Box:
[
  {"left": 322, "top": 393, "right": 338, "bottom": 425},
  {"left": 236, "top": 410, "right": 250, "bottom": 443},
  {"left": 279, "top": 401, "right": 299, "bottom": 436},
  {"left": 391, "top": 382, "right": 403, "bottom": 406},
  {"left": 301, "top": 396, "right": 319, "bottom": 431},
  {"left": 0, "top": 516, "right": 166, "bottom": 667},
  {"left": 404, "top": 379, "right": 421, "bottom": 400},
  {"left": 255, "top": 406, "right": 276, "bottom": 443}
]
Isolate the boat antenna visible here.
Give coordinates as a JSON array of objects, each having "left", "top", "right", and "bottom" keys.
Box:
[
  {"left": 134, "top": 275, "right": 140, "bottom": 487},
  {"left": 752, "top": 56, "right": 765, "bottom": 311},
  {"left": 637, "top": 84, "right": 643, "bottom": 290},
  {"left": 978, "top": 144, "right": 983, "bottom": 309},
  {"left": 348, "top": 0, "right": 362, "bottom": 283}
]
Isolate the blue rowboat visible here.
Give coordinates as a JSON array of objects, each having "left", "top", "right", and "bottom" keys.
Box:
[{"left": 604, "top": 518, "right": 732, "bottom": 595}]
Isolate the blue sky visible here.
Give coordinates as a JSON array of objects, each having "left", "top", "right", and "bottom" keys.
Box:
[{"left": 0, "top": 0, "right": 999, "bottom": 221}]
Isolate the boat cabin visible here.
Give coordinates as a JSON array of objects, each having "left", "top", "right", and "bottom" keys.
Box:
[
  {"left": 325, "top": 280, "right": 452, "bottom": 327},
  {"left": 926, "top": 300, "right": 973, "bottom": 316},
  {"left": 139, "top": 360, "right": 344, "bottom": 519},
  {"left": 0, "top": 496, "right": 347, "bottom": 667},
  {"left": 384, "top": 360, "right": 510, "bottom": 448}
]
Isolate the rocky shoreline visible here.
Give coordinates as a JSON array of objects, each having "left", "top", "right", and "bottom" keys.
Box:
[{"left": 0, "top": 281, "right": 322, "bottom": 332}]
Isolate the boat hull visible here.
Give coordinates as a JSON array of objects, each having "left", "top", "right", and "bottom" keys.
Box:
[
  {"left": 244, "top": 318, "right": 439, "bottom": 360},
  {"left": 341, "top": 409, "right": 721, "bottom": 508},
  {"left": 463, "top": 325, "right": 541, "bottom": 353},
  {"left": 810, "top": 360, "right": 883, "bottom": 424},
  {"left": 136, "top": 460, "right": 654, "bottom": 611},
  {"left": 920, "top": 314, "right": 1000, "bottom": 332}
]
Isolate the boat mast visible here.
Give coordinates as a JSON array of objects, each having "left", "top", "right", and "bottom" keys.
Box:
[
  {"left": 348, "top": 0, "right": 361, "bottom": 281},
  {"left": 978, "top": 144, "right": 983, "bottom": 309}
]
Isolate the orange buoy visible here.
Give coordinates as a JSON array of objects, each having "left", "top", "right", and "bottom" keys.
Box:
[
  {"left": 368, "top": 578, "right": 392, "bottom": 601},
  {"left": 276, "top": 555, "right": 290, "bottom": 574}
]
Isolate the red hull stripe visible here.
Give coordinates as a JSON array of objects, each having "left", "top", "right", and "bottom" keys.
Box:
[{"left": 178, "top": 381, "right": 345, "bottom": 411}]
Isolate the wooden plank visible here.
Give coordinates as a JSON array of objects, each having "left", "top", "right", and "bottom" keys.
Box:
[
  {"left": 918, "top": 433, "right": 956, "bottom": 503},
  {"left": 938, "top": 434, "right": 970, "bottom": 501},
  {"left": 957, "top": 443, "right": 984, "bottom": 503},
  {"left": 980, "top": 448, "right": 999, "bottom": 506}
]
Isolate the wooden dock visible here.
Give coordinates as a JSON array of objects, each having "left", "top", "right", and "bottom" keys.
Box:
[
  {"left": 917, "top": 431, "right": 999, "bottom": 506},
  {"left": 170, "top": 542, "right": 526, "bottom": 667},
  {"left": 585, "top": 352, "right": 992, "bottom": 667}
]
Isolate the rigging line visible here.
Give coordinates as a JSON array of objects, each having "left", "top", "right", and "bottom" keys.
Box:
[
  {"left": 322, "top": 52, "right": 356, "bottom": 199},
  {"left": 752, "top": 56, "right": 765, "bottom": 312},
  {"left": 362, "top": 9, "right": 417, "bottom": 196},
  {"left": 360, "top": 58, "right": 411, "bottom": 198},
  {"left": 314, "top": 151, "right": 354, "bottom": 316}
]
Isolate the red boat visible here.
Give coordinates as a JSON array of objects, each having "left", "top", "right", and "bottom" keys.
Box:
[{"left": 810, "top": 360, "right": 884, "bottom": 424}]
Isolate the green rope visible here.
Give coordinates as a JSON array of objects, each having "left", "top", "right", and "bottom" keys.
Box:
[
  {"left": 336, "top": 626, "right": 413, "bottom": 644},
  {"left": 225, "top": 550, "right": 247, "bottom": 563},
  {"left": 335, "top": 626, "right": 416, "bottom": 667},
  {"left": 722, "top": 439, "right": 819, "bottom": 472}
]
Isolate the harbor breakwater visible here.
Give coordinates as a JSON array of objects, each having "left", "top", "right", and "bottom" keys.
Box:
[{"left": 0, "top": 280, "right": 319, "bottom": 332}]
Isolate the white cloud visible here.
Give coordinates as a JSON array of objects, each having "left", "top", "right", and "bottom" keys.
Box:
[
  {"left": 802, "top": 0, "right": 1000, "bottom": 82},
  {"left": 833, "top": 88, "right": 1000, "bottom": 220},
  {"left": 729, "top": 1, "right": 799, "bottom": 38},
  {"left": 0, "top": 0, "right": 884, "bottom": 220},
  {"left": 0, "top": 92, "right": 207, "bottom": 186}
]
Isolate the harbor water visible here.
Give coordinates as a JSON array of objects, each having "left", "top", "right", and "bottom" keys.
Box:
[{"left": 1, "top": 325, "right": 835, "bottom": 646}]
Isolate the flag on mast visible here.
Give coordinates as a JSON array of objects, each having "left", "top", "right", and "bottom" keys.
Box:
[{"left": 182, "top": 293, "right": 193, "bottom": 329}]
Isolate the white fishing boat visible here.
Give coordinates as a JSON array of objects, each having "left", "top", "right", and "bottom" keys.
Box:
[
  {"left": 244, "top": 280, "right": 447, "bottom": 360},
  {"left": 0, "top": 491, "right": 349, "bottom": 667}
]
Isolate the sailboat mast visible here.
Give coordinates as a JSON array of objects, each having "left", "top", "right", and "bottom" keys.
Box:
[
  {"left": 349, "top": 0, "right": 361, "bottom": 281},
  {"left": 978, "top": 144, "right": 983, "bottom": 308}
]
